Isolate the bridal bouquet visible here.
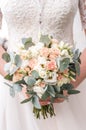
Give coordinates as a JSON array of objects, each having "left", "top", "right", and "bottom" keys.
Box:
[{"left": 2, "top": 35, "right": 81, "bottom": 119}]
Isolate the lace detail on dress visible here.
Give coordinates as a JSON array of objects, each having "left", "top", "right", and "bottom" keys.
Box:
[
  {"left": 79, "top": 0, "right": 86, "bottom": 29},
  {"left": 0, "top": 0, "right": 79, "bottom": 51}
]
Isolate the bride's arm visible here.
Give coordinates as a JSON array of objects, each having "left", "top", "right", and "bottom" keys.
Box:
[
  {"left": 0, "top": 10, "right": 7, "bottom": 76},
  {"left": 0, "top": 45, "right": 7, "bottom": 76},
  {"left": 72, "top": 0, "right": 86, "bottom": 88},
  {"left": 72, "top": 48, "right": 86, "bottom": 87}
]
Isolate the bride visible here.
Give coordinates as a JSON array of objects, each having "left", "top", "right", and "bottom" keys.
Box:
[{"left": 0, "top": 0, "right": 86, "bottom": 130}]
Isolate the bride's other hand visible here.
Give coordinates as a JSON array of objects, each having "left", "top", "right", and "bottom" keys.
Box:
[
  {"left": 72, "top": 48, "right": 86, "bottom": 88},
  {"left": 0, "top": 45, "right": 7, "bottom": 76},
  {"left": 39, "top": 98, "right": 64, "bottom": 106},
  {"left": 22, "top": 88, "right": 65, "bottom": 105}
]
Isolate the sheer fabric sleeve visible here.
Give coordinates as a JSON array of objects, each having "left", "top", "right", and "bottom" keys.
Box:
[
  {"left": 79, "top": 0, "right": 86, "bottom": 29},
  {"left": 0, "top": 8, "right": 2, "bottom": 29}
]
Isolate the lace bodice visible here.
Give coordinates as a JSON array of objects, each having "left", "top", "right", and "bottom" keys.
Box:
[{"left": 0, "top": 0, "right": 86, "bottom": 51}]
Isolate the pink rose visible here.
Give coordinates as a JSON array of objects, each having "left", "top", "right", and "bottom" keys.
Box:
[
  {"left": 39, "top": 82, "right": 45, "bottom": 88},
  {"left": 49, "top": 48, "right": 60, "bottom": 60},
  {"left": 57, "top": 74, "right": 63, "bottom": 80},
  {"left": 46, "top": 60, "right": 56, "bottom": 70},
  {"left": 40, "top": 47, "right": 49, "bottom": 57},
  {"left": 51, "top": 39, "right": 59, "bottom": 44},
  {"left": 28, "top": 58, "right": 37, "bottom": 69},
  {"left": 50, "top": 48, "right": 60, "bottom": 55}
]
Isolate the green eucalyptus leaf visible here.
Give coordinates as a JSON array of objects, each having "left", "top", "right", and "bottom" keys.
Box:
[
  {"left": 21, "top": 96, "right": 32, "bottom": 104},
  {"left": 10, "top": 87, "right": 15, "bottom": 97},
  {"left": 2, "top": 52, "right": 10, "bottom": 62},
  {"left": 22, "top": 37, "right": 34, "bottom": 50},
  {"left": 41, "top": 90, "right": 50, "bottom": 100},
  {"left": 73, "top": 49, "right": 80, "bottom": 60},
  {"left": 14, "top": 55, "right": 22, "bottom": 67},
  {"left": 54, "top": 85, "right": 61, "bottom": 92},
  {"left": 74, "top": 61, "right": 80, "bottom": 75},
  {"left": 47, "top": 85, "right": 56, "bottom": 97},
  {"left": 61, "top": 83, "right": 74, "bottom": 90},
  {"left": 60, "top": 58, "right": 70, "bottom": 72},
  {"left": 32, "top": 95, "right": 41, "bottom": 109},
  {"left": 15, "top": 79, "right": 26, "bottom": 85},
  {"left": 24, "top": 76, "right": 36, "bottom": 87},
  {"left": 31, "top": 70, "right": 39, "bottom": 79},
  {"left": 68, "top": 89, "right": 80, "bottom": 95},
  {"left": 55, "top": 94, "right": 66, "bottom": 99},
  {"left": 4, "top": 74, "right": 13, "bottom": 81},
  {"left": 39, "top": 35, "right": 51, "bottom": 47},
  {"left": 27, "top": 90, "right": 36, "bottom": 95},
  {"left": 13, "top": 83, "right": 22, "bottom": 92},
  {"left": 69, "top": 63, "right": 76, "bottom": 73}
]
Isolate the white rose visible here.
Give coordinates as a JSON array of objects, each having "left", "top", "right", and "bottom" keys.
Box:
[
  {"left": 38, "top": 56, "right": 46, "bottom": 65},
  {"left": 58, "top": 77, "right": 70, "bottom": 87},
  {"left": 21, "top": 60, "right": 28, "bottom": 68},
  {"left": 59, "top": 41, "right": 65, "bottom": 49},
  {"left": 44, "top": 72, "right": 57, "bottom": 85},
  {"left": 51, "top": 43, "right": 58, "bottom": 48},
  {"left": 61, "top": 49, "right": 69, "bottom": 56},
  {"left": 33, "top": 86, "right": 45, "bottom": 98},
  {"left": 39, "top": 70, "right": 47, "bottom": 79},
  {"left": 35, "top": 42, "right": 44, "bottom": 50},
  {"left": 29, "top": 46, "right": 39, "bottom": 57}
]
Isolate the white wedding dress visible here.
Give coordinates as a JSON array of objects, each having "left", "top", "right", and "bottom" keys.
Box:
[{"left": 0, "top": 0, "right": 86, "bottom": 130}]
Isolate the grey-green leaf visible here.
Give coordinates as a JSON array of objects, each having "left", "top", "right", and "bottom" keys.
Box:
[
  {"left": 41, "top": 90, "right": 50, "bottom": 100},
  {"left": 2, "top": 52, "right": 10, "bottom": 62},
  {"left": 24, "top": 76, "right": 36, "bottom": 87},
  {"left": 39, "top": 35, "right": 51, "bottom": 47},
  {"left": 32, "top": 95, "right": 41, "bottom": 109},
  {"left": 55, "top": 94, "right": 66, "bottom": 99},
  {"left": 10, "top": 87, "right": 15, "bottom": 97},
  {"left": 31, "top": 70, "right": 39, "bottom": 79},
  {"left": 21, "top": 97, "right": 32, "bottom": 104},
  {"left": 68, "top": 90, "right": 80, "bottom": 95},
  {"left": 22, "top": 37, "right": 34, "bottom": 50},
  {"left": 73, "top": 49, "right": 80, "bottom": 60},
  {"left": 47, "top": 85, "right": 56, "bottom": 97},
  {"left": 4, "top": 74, "right": 13, "bottom": 81},
  {"left": 13, "top": 83, "right": 22, "bottom": 92},
  {"left": 75, "top": 61, "right": 80, "bottom": 75},
  {"left": 14, "top": 55, "right": 22, "bottom": 67},
  {"left": 60, "top": 58, "right": 70, "bottom": 72}
]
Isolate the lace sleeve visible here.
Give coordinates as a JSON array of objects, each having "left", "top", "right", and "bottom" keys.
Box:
[
  {"left": 79, "top": 0, "right": 86, "bottom": 29},
  {"left": 0, "top": 8, "right": 2, "bottom": 29}
]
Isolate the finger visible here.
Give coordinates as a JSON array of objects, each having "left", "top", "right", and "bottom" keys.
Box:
[
  {"left": 54, "top": 98, "right": 64, "bottom": 103},
  {"left": 40, "top": 100, "right": 50, "bottom": 106}
]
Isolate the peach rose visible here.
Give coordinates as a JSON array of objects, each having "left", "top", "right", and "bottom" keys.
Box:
[
  {"left": 57, "top": 74, "right": 63, "bottom": 80},
  {"left": 51, "top": 39, "right": 59, "bottom": 44},
  {"left": 49, "top": 49, "right": 60, "bottom": 60},
  {"left": 50, "top": 48, "right": 60, "bottom": 55},
  {"left": 39, "top": 82, "right": 45, "bottom": 88},
  {"left": 46, "top": 60, "right": 56, "bottom": 70},
  {"left": 13, "top": 69, "right": 24, "bottom": 82},
  {"left": 40, "top": 47, "right": 49, "bottom": 57},
  {"left": 28, "top": 58, "right": 37, "bottom": 69}
]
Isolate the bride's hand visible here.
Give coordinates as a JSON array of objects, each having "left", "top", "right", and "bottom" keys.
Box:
[
  {"left": 40, "top": 90, "right": 68, "bottom": 106},
  {"left": 22, "top": 88, "right": 68, "bottom": 106},
  {"left": 39, "top": 98, "right": 64, "bottom": 106}
]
